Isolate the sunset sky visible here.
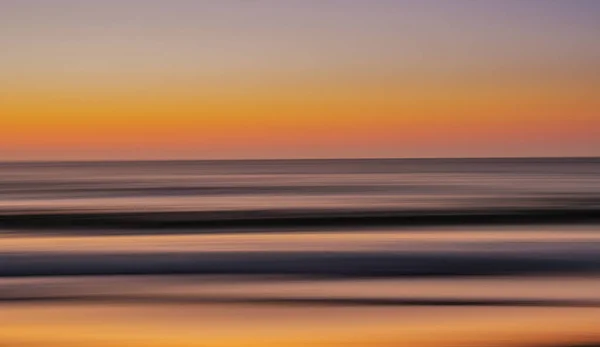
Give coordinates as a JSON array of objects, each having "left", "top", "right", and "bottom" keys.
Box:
[{"left": 1, "top": 0, "right": 599, "bottom": 160}]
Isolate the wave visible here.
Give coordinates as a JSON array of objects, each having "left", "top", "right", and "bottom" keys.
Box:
[
  {"left": 1, "top": 294, "right": 599, "bottom": 307},
  {"left": 1, "top": 250, "right": 598, "bottom": 278},
  {"left": 1, "top": 206, "right": 599, "bottom": 234}
]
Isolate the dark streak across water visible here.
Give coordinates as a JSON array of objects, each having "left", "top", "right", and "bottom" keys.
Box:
[
  {"left": 1, "top": 208, "right": 600, "bottom": 234},
  {"left": 1, "top": 251, "right": 598, "bottom": 278}
]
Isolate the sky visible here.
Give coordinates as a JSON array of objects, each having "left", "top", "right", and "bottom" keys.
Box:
[{"left": 1, "top": 0, "right": 599, "bottom": 160}]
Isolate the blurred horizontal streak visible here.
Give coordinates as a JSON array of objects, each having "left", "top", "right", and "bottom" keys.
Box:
[
  {"left": 0, "top": 251, "right": 598, "bottom": 278},
  {"left": 1, "top": 294, "right": 600, "bottom": 308},
  {"left": 1, "top": 207, "right": 600, "bottom": 234},
  {"left": 0, "top": 183, "right": 459, "bottom": 197},
  {"left": 2, "top": 228, "right": 599, "bottom": 254}
]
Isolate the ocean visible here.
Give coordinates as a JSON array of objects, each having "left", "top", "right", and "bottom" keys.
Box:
[{"left": 0, "top": 157, "right": 599, "bottom": 347}]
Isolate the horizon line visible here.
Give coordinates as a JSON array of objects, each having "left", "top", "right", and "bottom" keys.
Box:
[{"left": 1, "top": 155, "right": 599, "bottom": 165}]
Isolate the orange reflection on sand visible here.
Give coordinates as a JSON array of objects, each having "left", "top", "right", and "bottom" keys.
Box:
[{"left": 0, "top": 304, "right": 598, "bottom": 347}]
